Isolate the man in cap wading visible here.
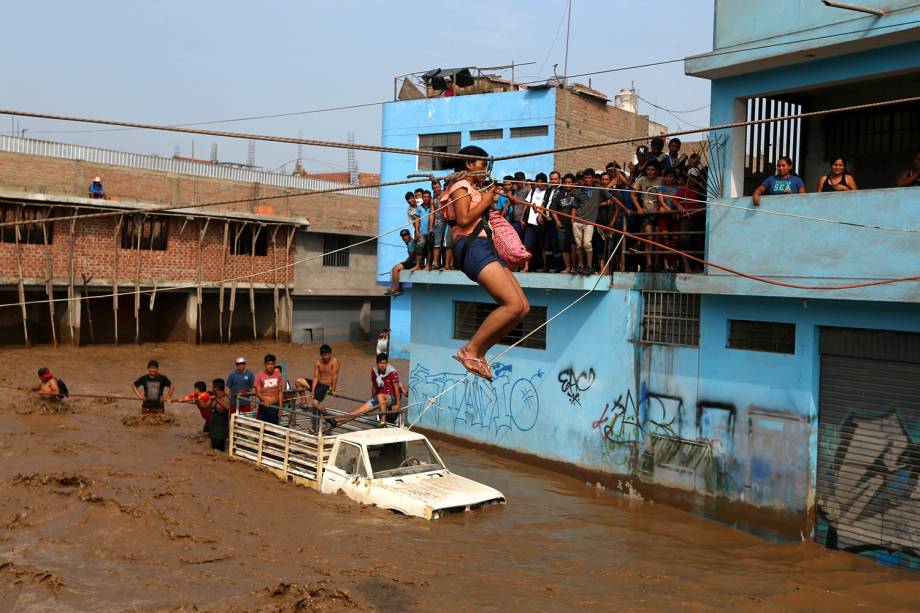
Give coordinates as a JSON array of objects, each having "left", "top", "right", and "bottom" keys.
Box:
[{"left": 226, "top": 357, "right": 254, "bottom": 414}]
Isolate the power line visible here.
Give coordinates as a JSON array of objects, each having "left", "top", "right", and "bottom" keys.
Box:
[
  {"left": 492, "top": 94, "right": 920, "bottom": 161},
  {"left": 0, "top": 107, "right": 485, "bottom": 161},
  {"left": 516, "top": 17, "right": 920, "bottom": 86},
  {"left": 18, "top": 14, "right": 920, "bottom": 144},
  {"left": 26, "top": 100, "right": 389, "bottom": 136}
]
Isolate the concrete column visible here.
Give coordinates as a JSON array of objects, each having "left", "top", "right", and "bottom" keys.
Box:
[
  {"left": 185, "top": 290, "right": 198, "bottom": 344},
  {"left": 359, "top": 299, "right": 372, "bottom": 339},
  {"left": 277, "top": 294, "right": 293, "bottom": 343}
]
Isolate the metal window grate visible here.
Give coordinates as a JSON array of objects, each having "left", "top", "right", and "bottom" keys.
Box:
[
  {"left": 509, "top": 125, "right": 549, "bottom": 139},
  {"left": 121, "top": 215, "right": 168, "bottom": 250},
  {"left": 418, "top": 132, "right": 461, "bottom": 171},
  {"left": 728, "top": 319, "right": 795, "bottom": 354},
  {"left": 322, "top": 234, "right": 350, "bottom": 267},
  {"left": 640, "top": 291, "right": 700, "bottom": 347},
  {"left": 470, "top": 128, "right": 503, "bottom": 141},
  {"left": 453, "top": 301, "right": 547, "bottom": 350}
]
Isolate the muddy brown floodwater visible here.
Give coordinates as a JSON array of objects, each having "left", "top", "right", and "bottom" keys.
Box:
[{"left": 1, "top": 341, "right": 919, "bottom": 611}]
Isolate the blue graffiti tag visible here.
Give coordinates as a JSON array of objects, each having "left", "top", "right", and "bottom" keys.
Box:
[{"left": 408, "top": 361, "right": 543, "bottom": 436}]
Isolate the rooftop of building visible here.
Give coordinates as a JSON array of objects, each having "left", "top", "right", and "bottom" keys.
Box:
[{"left": 0, "top": 187, "right": 309, "bottom": 227}]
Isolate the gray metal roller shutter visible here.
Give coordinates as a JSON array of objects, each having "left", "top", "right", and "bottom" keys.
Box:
[{"left": 815, "top": 327, "right": 920, "bottom": 571}]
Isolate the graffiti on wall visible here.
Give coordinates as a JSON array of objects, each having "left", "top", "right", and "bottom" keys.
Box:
[
  {"left": 557, "top": 367, "right": 596, "bottom": 406},
  {"left": 816, "top": 409, "right": 920, "bottom": 569},
  {"left": 589, "top": 386, "right": 812, "bottom": 501},
  {"left": 408, "top": 362, "right": 543, "bottom": 436}
]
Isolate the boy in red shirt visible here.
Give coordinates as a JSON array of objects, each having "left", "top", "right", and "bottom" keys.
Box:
[
  {"left": 327, "top": 353, "right": 402, "bottom": 429},
  {"left": 254, "top": 353, "right": 284, "bottom": 425},
  {"left": 180, "top": 381, "right": 212, "bottom": 432}
]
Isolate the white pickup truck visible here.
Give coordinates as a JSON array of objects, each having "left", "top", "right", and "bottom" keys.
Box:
[{"left": 228, "top": 412, "right": 505, "bottom": 520}]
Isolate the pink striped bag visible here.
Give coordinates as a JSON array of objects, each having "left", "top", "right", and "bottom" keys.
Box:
[{"left": 488, "top": 210, "right": 531, "bottom": 268}]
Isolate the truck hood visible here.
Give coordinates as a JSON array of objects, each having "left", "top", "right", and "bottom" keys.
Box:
[{"left": 374, "top": 471, "right": 505, "bottom": 513}]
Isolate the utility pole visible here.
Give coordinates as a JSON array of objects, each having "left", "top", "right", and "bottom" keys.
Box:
[{"left": 563, "top": 0, "right": 573, "bottom": 87}]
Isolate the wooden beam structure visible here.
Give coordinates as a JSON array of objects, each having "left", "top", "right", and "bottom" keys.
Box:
[
  {"left": 13, "top": 206, "right": 29, "bottom": 348},
  {"left": 41, "top": 208, "right": 57, "bottom": 348},
  {"left": 219, "top": 220, "right": 229, "bottom": 344},
  {"left": 249, "top": 224, "right": 264, "bottom": 340},
  {"left": 197, "top": 218, "right": 210, "bottom": 343}
]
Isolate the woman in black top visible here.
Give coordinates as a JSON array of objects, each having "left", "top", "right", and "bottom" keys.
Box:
[{"left": 818, "top": 157, "right": 858, "bottom": 192}]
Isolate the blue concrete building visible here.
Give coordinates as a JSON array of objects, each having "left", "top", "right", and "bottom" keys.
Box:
[
  {"left": 378, "top": 83, "right": 652, "bottom": 357},
  {"left": 379, "top": 5, "right": 920, "bottom": 570}
]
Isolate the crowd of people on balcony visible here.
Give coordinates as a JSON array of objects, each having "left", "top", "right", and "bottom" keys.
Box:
[
  {"left": 389, "top": 144, "right": 920, "bottom": 289},
  {"left": 395, "top": 136, "right": 708, "bottom": 278}
]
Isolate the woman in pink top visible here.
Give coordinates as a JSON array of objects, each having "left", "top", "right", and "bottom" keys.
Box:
[{"left": 445, "top": 145, "right": 529, "bottom": 382}]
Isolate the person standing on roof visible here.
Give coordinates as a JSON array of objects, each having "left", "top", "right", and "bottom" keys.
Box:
[
  {"left": 226, "top": 357, "right": 254, "bottom": 414},
  {"left": 88, "top": 177, "right": 106, "bottom": 199}
]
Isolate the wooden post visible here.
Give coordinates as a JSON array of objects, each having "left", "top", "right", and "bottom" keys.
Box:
[
  {"left": 315, "top": 430, "right": 324, "bottom": 490},
  {"left": 282, "top": 429, "right": 291, "bottom": 477},
  {"left": 113, "top": 215, "right": 124, "bottom": 345},
  {"left": 196, "top": 218, "right": 210, "bottom": 343},
  {"left": 134, "top": 214, "right": 146, "bottom": 344},
  {"left": 13, "top": 205, "right": 30, "bottom": 348},
  {"left": 67, "top": 218, "right": 77, "bottom": 344},
  {"left": 284, "top": 227, "right": 295, "bottom": 344},
  {"left": 227, "top": 224, "right": 242, "bottom": 343},
  {"left": 81, "top": 274, "right": 95, "bottom": 344},
  {"left": 218, "top": 221, "right": 229, "bottom": 343},
  {"left": 256, "top": 422, "right": 265, "bottom": 464},
  {"left": 271, "top": 226, "right": 280, "bottom": 342},
  {"left": 41, "top": 208, "right": 57, "bottom": 348},
  {"left": 249, "top": 224, "right": 264, "bottom": 340}
]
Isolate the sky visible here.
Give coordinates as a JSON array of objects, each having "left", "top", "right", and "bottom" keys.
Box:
[{"left": 1, "top": 0, "right": 715, "bottom": 174}]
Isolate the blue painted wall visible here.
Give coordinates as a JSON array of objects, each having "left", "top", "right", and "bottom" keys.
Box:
[
  {"left": 687, "top": 0, "right": 920, "bottom": 75},
  {"left": 405, "top": 280, "right": 920, "bottom": 529},
  {"left": 378, "top": 88, "right": 557, "bottom": 357},
  {"left": 706, "top": 187, "right": 920, "bottom": 293}
]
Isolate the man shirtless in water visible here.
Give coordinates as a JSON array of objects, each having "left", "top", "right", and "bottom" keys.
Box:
[
  {"left": 33, "top": 367, "right": 61, "bottom": 399},
  {"left": 311, "top": 344, "right": 339, "bottom": 412}
]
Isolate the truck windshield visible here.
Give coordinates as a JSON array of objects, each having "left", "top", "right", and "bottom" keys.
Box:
[{"left": 367, "top": 440, "right": 444, "bottom": 478}]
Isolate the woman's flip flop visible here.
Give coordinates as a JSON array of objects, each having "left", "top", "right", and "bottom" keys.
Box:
[{"left": 452, "top": 349, "right": 494, "bottom": 382}]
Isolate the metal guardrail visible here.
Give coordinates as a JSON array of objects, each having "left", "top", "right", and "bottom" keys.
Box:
[{"left": 0, "top": 135, "right": 380, "bottom": 199}]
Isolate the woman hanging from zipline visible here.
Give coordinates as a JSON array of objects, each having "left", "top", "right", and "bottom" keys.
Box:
[{"left": 442, "top": 145, "right": 530, "bottom": 382}]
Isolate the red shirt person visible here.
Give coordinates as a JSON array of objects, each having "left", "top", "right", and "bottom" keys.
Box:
[{"left": 254, "top": 353, "right": 284, "bottom": 425}]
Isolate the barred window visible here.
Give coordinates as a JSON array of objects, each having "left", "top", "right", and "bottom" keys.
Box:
[
  {"left": 728, "top": 320, "right": 795, "bottom": 354},
  {"left": 0, "top": 204, "right": 53, "bottom": 245},
  {"left": 453, "top": 301, "right": 547, "bottom": 350},
  {"left": 121, "top": 215, "right": 168, "bottom": 250},
  {"left": 322, "top": 234, "right": 350, "bottom": 267},
  {"left": 229, "top": 224, "right": 269, "bottom": 256},
  {"left": 470, "top": 128, "right": 503, "bottom": 141},
  {"left": 418, "top": 132, "right": 461, "bottom": 171},
  {"left": 640, "top": 291, "right": 700, "bottom": 347},
  {"left": 510, "top": 125, "right": 549, "bottom": 138}
]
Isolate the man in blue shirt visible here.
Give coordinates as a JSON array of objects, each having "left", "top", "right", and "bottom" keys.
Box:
[
  {"left": 226, "top": 357, "right": 254, "bottom": 413},
  {"left": 386, "top": 229, "right": 416, "bottom": 297},
  {"left": 88, "top": 177, "right": 105, "bottom": 199}
]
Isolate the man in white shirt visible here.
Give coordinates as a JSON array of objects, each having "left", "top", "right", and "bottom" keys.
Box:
[{"left": 523, "top": 172, "right": 549, "bottom": 272}]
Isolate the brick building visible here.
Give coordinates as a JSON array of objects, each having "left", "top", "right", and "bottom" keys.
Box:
[
  {"left": 0, "top": 136, "right": 387, "bottom": 346},
  {"left": 0, "top": 188, "right": 304, "bottom": 346}
]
